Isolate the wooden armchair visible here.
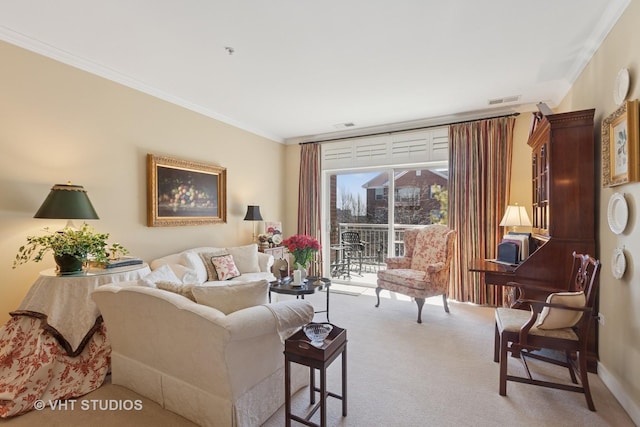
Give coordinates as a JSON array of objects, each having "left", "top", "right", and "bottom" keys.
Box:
[
  {"left": 375, "top": 225, "right": 456, "bottom": 323},
  {"left": 494, "top": 252, "right": 601, "bottom": 411}
]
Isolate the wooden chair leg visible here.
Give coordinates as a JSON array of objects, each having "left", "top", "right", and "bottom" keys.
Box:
[
  {"left": 565, "top": 351, "right": 579, "bottom": 384},
  {"left": 579, "top": 351, "right": 596, "bottom": 411},
  {"left": 375, "top": 287, "right": 382, "bottom": 308},
  {"left": 499, "top": 335, "right": 509, "bottom": 396},
  {"left": 442, "top": 294, "right": 450, "bottom": 313},
  {"left": 415, "top": 298, "right": 424, "bottom": 324},
  {"left": 494, "top": 323, "right": 500, "bottom": 363}
]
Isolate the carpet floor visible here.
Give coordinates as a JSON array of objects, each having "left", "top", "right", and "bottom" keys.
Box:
[{"left": 1, "top": 287, "right": 635, "bottom": 427}]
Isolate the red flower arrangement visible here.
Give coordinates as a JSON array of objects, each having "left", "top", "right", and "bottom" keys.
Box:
[{"left": 282, "top": 234, "right": 321, "bottom": 267}]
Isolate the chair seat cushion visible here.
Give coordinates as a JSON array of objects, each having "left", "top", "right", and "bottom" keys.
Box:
[
  {"left": 377, "top": 269, "right": 429, "bottom": 290},
  {"left": 495, "top": 307, "right": 579, "bottom": 341}
]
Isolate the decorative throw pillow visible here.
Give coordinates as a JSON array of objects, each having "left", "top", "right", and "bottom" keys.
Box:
[
  {"left": 166, "top": 262, "right": 199, "bottom": 284},
  {"left": 198, "top": 251, "right": 229, "bottom": 281},
  {"left": 138, "top": 264, "right": 181, "bottom": 288},
  {"left": 211, "top": 254, "right": 241, "bottom": 281},
  {"left": 536, "top": 291, "right": 586, "bottom": 330},
  {"left": 155, "top": 281, "right": 196, "bottom": 302},
  {"left": 192, "top": 280, "right": 269, "bottom": 314},
  {"left": 178, "top": 251, "right": 210, "bottom": 284},
  {"left": 226, "top": 244, "right": 260, "bottom": 274}
]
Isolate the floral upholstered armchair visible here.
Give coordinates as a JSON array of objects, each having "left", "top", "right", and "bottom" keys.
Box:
[{"left": 376, "top": 225, "right": 456, "bottom": 323}]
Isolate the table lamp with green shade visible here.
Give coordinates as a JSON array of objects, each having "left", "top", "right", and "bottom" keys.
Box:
[{"left": 34, "top": 182, "right": 99, "bottom": 229}]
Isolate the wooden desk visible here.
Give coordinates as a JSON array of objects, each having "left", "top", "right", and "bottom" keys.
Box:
[
  {"left": 469, "top": 258, "right": 516, "bottom": 286},
  {"left": 469, "top": 258, "right": 518, "bottom": 307}
]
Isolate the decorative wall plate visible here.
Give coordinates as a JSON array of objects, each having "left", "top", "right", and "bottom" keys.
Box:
[
  {"left": 607, "top": 193, "right": 628, "bottom": 234},
  {"left": 614, "top": 68, "right": 630, "bottom": 105},
  {"left": 611, "top": 247, "right": 626, "bottom": 279}
]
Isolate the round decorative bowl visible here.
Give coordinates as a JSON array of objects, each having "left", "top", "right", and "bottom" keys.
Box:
[{"left": 303, "top": 323, "right": 333, "bottom": 347}]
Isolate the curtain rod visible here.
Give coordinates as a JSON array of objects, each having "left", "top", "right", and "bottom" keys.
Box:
[{"left": 299, "top": 112, "right": 520, "bottom": 145}]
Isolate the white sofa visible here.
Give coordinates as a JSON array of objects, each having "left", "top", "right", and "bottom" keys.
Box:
[
  {"left": 147, "top": 244, "right": 276, "bottom": 286},
  {"left": 92, "top": 283, "right": 313, "bottom": 427}
]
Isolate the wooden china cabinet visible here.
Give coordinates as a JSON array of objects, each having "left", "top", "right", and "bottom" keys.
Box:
[
  {"left": 520, "top": 108, "right": 598, "bottom": 369},
  {"left": 470, "top": 108, "right": 598, "bottom": 369},
  {"left": 526, "top": 108, "right": 596, "bottom": 282}
]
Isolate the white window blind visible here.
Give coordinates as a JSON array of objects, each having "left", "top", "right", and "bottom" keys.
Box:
[{"left": 321, "top": 127, "right": 448, "bottom": 170}]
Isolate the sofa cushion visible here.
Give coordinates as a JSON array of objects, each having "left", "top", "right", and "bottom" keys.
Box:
[
  {"left": 138, "top": 264, "right": 181, "bottom": 288},
  {"left": 192, "top": 280, "right": 269, "bottom": 314},
  {"left": 198, "top": 251, "right": 228, "bottom": 281},
  {"left": 226, "top": 244, "right": 260, "bottom": 274},
  {"left": 211, "top": 254, "right": 241, "bottom": 281},
  {"left": 168, "top": 257, "right": 200, "bottom": 284},
  {"left": 536, "top": 291, "right": 586, "bottom": 330},
  {"left": 156, "top": 281, "right": 197, "bottom": 301},
  {"left": 182, "top": 251, "right": 212, "bottom": 284}
]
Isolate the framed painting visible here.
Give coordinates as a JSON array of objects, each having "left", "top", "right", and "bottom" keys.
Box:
[
  {"left": 602, "top": 100, "right": 639, "bottom": 187},
  {"left": 147, "top": 154, "right": 227, "bottom": 226}
]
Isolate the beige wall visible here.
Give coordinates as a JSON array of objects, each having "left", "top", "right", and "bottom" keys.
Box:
[
  {"left": 554, "top": 1, "right": 640, "bottom": 421},
  {"left": 2, "top": 2, "right": 640, "bottom": 419},
  {"left": 509, "top": 113, "right": 535, "bottom": 212},
  {"left": 0, "top": 41, "right": 291, "bottom": 323},
  {"left": 504, "top": 2, "right": 640, "bottom": 418}
]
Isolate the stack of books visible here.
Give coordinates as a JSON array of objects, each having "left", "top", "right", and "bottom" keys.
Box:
[{"left": 105, "top": 256, "right": 144, "bottom": 269}]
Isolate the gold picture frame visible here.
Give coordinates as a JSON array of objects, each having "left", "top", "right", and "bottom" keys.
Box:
[
  {"left": 147, "top": 154, "right": 227, "bottom": 226},
  {"left": 602, "top": 100, "right": 639, "bottom": 187}
]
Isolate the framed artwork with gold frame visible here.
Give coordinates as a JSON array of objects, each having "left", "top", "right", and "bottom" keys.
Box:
[
  {"left": 602, "top": 100, "right": 639, "bottom": 187},
  {"left": 147, "top": 154, "right": 227, "bottom": 226}
]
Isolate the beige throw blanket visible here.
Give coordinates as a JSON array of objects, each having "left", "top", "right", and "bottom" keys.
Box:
[{"left": 264, "top": 300, "right": 314, "bottom": 343}]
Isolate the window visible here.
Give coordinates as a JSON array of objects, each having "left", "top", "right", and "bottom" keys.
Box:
[
  {"left": 321, "top": 126, "right": 449, "bottom": 283},
  {"left": 396, "top": 186, "right": 420, "bottom": 203}
]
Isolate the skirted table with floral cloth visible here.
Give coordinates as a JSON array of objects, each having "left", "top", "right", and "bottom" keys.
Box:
[{"left": 0, "top": 263, "right": 150, "bottom": 418}]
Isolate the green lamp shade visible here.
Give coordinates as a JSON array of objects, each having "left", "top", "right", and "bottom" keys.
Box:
[{"left": 34, "top": 183, "right": 100, "bottom": 220}]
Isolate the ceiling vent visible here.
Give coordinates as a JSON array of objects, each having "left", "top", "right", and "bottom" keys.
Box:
[
  {"left": 333, "top": 122, "right": 356, "bottom": 129},
  {"left": 488, "top": 95, "right": 521, "bottom": 105}
]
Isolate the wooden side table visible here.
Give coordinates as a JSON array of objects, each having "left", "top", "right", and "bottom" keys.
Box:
[
  {"left": 13, "top": 263, "right": 151, "bottom": 356},
  {"left": 284, "top": 324, "right": 347, "bottom": 427}
]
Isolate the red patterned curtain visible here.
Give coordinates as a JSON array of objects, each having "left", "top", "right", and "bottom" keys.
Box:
[
  {"left": 297, "top": 143, "right": 323, "bottom": 276},
  {"left": 449, "top": 117, "right": 515, "bottom": 305}
]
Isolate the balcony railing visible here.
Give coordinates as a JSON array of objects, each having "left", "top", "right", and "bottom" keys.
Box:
[{"left": 329, "top": 223, "right": 423, "bottom": 277}]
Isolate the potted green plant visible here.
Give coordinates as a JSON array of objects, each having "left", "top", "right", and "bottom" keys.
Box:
[{"left": 13, "top": 223, "right": 129, "bottom": 273}]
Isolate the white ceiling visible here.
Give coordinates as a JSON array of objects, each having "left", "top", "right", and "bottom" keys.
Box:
[{"left": 0, "top": 1, "right": 631, "bottom": 143}]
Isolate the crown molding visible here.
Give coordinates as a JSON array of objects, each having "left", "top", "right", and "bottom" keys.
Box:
[
  {"left": 285, "top": 106, "right": 527, "bottom": 145},
  {"left": 0, "top": 27, "right": 284, "bottom": 143}
]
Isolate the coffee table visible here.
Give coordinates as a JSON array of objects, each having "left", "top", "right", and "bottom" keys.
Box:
[{"left": 269, "top": 277, "right": 331, "bottom": 321}]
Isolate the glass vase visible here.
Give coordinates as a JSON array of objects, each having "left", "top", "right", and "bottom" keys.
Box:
[{"left": 296, "top": 262, "right": 308, "bottom": 283}]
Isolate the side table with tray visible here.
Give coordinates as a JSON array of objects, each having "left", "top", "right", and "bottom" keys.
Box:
[
  {"left": 284, "top": 323, "right": 347, "bottom": 427},
  {"left": 269, "top": 276, "right": 331, "bottom": 321}
]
